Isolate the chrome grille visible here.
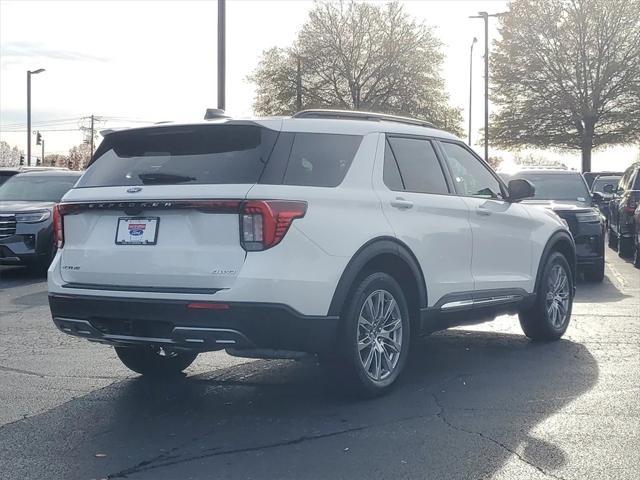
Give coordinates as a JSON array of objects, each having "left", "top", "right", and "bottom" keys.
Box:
[{"left": 0, "top": 214, "right": 17, "bottom": 239}]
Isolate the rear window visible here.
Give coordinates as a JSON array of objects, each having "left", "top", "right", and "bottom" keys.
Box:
[
  {"left": 281, "top": 133, "right": 362, "bottom": 187},
  {"left": 77, "top": 125, "right": 279, "bottom": 187},
  {"left": 78, "top": 125, "right": 362, "bottom": 188}
]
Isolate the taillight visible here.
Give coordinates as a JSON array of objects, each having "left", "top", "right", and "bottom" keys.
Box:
[
  {"left": 240, "top": 200, "right": 307, "bottom": 251},
  {"left": 53, "top": 204, "right": 64, "bottom": 249}
]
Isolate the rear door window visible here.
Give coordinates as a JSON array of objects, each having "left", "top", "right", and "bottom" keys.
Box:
[
  {"left": 386, "top": 136, "right": 449, "bottom": 194},
  {"left": 77, "top": 125, "right": 278, "bottom": 187},
  {"left": 282, "top": 133, "right": 362, "bottom": 187}
]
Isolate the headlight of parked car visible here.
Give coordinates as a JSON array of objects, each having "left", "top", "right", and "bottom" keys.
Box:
[
  {"left": 575, "top": 211, "right": 600, "bottom": 223},
  {"left": 15, "top": 210, "right": 51, "bottom": 223}
]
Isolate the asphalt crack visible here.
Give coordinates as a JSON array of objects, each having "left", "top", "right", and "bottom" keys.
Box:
[
  {"left": 432, "top": 393, "right": 567, "bottom": 480},
  {"left": 106, "top": 423, "right": 373, "bottom": 478}
]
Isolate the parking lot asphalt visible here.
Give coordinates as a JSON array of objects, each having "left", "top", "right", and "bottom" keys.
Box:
[{"left": 0, "top": 253, "right": 638, "bottom": 480}]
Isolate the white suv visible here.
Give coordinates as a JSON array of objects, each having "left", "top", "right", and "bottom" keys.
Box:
[{"left": 48, "top": 110, "right": 576, "bottom": 396}]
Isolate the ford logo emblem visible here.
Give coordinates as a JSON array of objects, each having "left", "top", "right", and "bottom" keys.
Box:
[{"left": 126, "top": 187, "right": 143, "bottom": 193}]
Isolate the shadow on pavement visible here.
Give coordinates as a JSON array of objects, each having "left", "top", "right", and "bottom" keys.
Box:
[
  {"left": 574, "top": 271, "right": 631, "bottom": 303},
  {"left": 0, "top": 265, "right": 46, "bottom": 287},
  {"left": 0, "top": 329, "right": 598, "bottom": 480}
]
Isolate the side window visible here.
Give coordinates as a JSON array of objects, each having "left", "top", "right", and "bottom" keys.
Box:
[
  {"left": 383, "top": 140, "right": 404, "bottom": 191},
  {"left": 440, "top": 142, "right": 503, "bottom": 199},
  {"left": 283, "top": 133, "right": 362, "bottom": 187},
  {"left": 386, "top": 136, "right": 449, "bottom": 194}
]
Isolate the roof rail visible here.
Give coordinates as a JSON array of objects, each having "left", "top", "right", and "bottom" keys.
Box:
[
  {"left": 204, "top": 108, "right": 230, "bottom": 120},
  {"left": 292, "top": 109, "right": 436, "bottom": 128}
]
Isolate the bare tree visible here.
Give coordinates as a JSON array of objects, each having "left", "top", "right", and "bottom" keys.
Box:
[
  {"left": 0, "top": 141, "right": 23, "bottom": 167},
  {"left": 491, "top": 0, "right": 640, "bottom": 171},
  {"left": 249, "top": 1, "right": 462, "bottom": 134}
]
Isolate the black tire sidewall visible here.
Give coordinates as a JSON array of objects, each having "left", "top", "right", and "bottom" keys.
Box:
[
  {"left": 340, "top": 272, "right": 411, "bottom": 396},
  {"left": 115, "top": 346, "right": 197, "bottom": 376}
]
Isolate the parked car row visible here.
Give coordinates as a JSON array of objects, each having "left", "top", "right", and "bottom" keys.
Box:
[
  {"left": 2, "top": 111, "right": 637, "bottom": 397},
  {"left": 600, "top": 162, "right": 640, "bottom": 267}
]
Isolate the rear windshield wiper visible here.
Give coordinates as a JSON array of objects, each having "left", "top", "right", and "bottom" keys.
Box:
[{"left": 137, "top": 173, "right": 197, "bottom": 185}]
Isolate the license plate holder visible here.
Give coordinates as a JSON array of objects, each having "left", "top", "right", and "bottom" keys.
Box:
[{"left": 115, "top": 217, "right": 159, "bottom": 245}]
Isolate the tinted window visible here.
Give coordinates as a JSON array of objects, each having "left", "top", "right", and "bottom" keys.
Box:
[
  {"left": 387, "top": 137, "right": 448, "bottom": 194},
  {"left": 0, "top": 174, "right": 79, "bottom": 201},
  {"left": 383, "top": 141, "right": 404, "bottom": 191},
  {"left": 78, "top": 125, "right": 278, "bottom": 187},
  {"left": 440, "top": 142, "right": 502, "bottom": 198},
  {"left": 283, "top": 133, "right": 362, "bottom": 187},
  {"left": 514, "top": 172, "right": 590, "bottom": 203},
  {"left": 592, "top": 176, "right": 620, "bottom": 193},
  {"left": 633, "top": 169, "right": 640, "bottom": 189}
]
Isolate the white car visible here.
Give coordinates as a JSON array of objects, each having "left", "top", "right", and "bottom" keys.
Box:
[{"left": 48, "top": 110, "right": 575, "bottom": 396}]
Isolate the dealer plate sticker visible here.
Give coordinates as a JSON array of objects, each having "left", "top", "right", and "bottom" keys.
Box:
[{"left": 115, "top": 217, "right": 159, "bottom": 245}]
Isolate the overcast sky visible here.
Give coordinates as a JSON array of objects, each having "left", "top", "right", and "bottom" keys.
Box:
[{"left": 0, "top": 0, "right": 637, "bottom": 170}]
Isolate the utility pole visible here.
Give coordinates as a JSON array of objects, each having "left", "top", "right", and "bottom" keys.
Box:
[
  {"left": 468, "top": 37, "right": 477, "bottom": 146},
  {"left": 90, "top": 114, "right": 95, "bottom": 159},
  {"left": 26, "top": 68, "right": 45, "bottom": 167},
  {"left": 217, "top": 0, "right": 226, "bottom": 110},
  {"left": 41, "top": 138, "right": 45, "bottom": 166},
  {"left": 469, "top": 12, "right": 505, "bottom": 162}
]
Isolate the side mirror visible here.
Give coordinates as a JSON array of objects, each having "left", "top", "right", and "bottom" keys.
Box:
[
  {"left": 508, "top": 178, "right": 535, "bottom": 202},
  {"left": 602, "top": 184, "right": 614, "bottom": 194},
  {"left": 592, "top": 192, "right": 603, "bottom": 203}
]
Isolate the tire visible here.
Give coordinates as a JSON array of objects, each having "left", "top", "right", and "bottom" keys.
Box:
[
  {"left": 115, "top": 346, "right": 198, "bottom": 376},
  {"left": 332, "top": 272, "right": 411, "bottom": 398},
  {"left": 519, "top": 252, "right": 573, "bottom": 341},
  {"left": 618, "top": 234, "right": 632, "bottom": 258},
  {"left": 583, "top": 259, "right": 605, "bottom": 282},
  {"left": 608, "top": 227, "right": 618, "bottom": 249}
]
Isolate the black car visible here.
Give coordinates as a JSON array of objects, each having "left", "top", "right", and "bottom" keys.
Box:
[
  {"left": 505, "top": 169, "right": 606, "bottom": 282},
  {"left": 583, "top": 170, "right": 623, "bottom": 189},
  {"left": 0, "top": 170, "right": 82, "bottom": 271},
  {"left": 590, "top": 174, "right": 621, "bottom": 223},
  {"left": 608, "top": 162, "right": 640, "bottom": 258}
]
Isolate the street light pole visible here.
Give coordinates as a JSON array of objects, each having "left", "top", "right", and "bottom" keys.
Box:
[
  {"left": 468, "top": 37, "right": 477, "bottom": 146},
  {"left": 217, "top": 0, "right": 226, "bottom": 111},
  {"left": 26, "top": 68, "right": 45, "bottom": 167},
  {"left": 469, "top": 12, "right": 505, "bottom": 162}
]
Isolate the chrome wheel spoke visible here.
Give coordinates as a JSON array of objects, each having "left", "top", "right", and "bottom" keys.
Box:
[
  {"left": 373, "top": 348, "right": 382, "bottom": 380},
  {"left": 546, "top": 264, "right": 569, "bottom": 328}
]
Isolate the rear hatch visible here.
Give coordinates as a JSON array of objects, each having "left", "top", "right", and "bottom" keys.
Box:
[{"left": 58, "top": 123, "right": 279, "bottom": 292}]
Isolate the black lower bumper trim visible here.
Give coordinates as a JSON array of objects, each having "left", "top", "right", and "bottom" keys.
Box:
[{"left": 49, "top": 294, "right": 339, "bottom": 353}]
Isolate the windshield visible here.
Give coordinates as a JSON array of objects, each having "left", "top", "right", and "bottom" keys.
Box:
[
  {"left": 592, "top": 176, "right": 620, "bottom": 193},
  {"left": 0, "top": 174, "right": 79, "bottom": 202},
  {"left": 78, "top": 124, "right": 279, "bottom": 187},
  {"left": 514, "top": 173, "right": 591, "bottom": 202}
]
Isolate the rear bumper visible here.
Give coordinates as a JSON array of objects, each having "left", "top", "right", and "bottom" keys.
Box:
[{"left": 49, "top": 294, "right": 340, "bottom": 353}]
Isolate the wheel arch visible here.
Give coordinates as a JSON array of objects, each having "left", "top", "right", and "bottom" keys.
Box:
[
  {"left": 534, "top": 230, "right": 576, "bottom": 294},
  {"left": 327, "top": 237, "right": 428, "bottom": 320}
]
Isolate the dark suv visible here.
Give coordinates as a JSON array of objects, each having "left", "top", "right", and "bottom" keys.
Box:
[
  {"left": 0, "top": 170, "right": 81, "bottom": 271},
  {"left": 608, "top": 162, "right": 640, "bottom": 258}
]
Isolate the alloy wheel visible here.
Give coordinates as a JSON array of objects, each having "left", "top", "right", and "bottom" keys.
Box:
[
  {"left": 357, "top": 289, "right": 403, "bottom": 381},
  {"left": 545, "top": 264, "right": 570, "bottom": 329}
]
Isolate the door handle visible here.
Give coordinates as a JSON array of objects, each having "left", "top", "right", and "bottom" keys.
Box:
[
  {"left": 390, "top": 197, "right": 414, "bottom": 210},
  {"left": 476, "top": 206, "right": 492, "bottom": 216}
]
